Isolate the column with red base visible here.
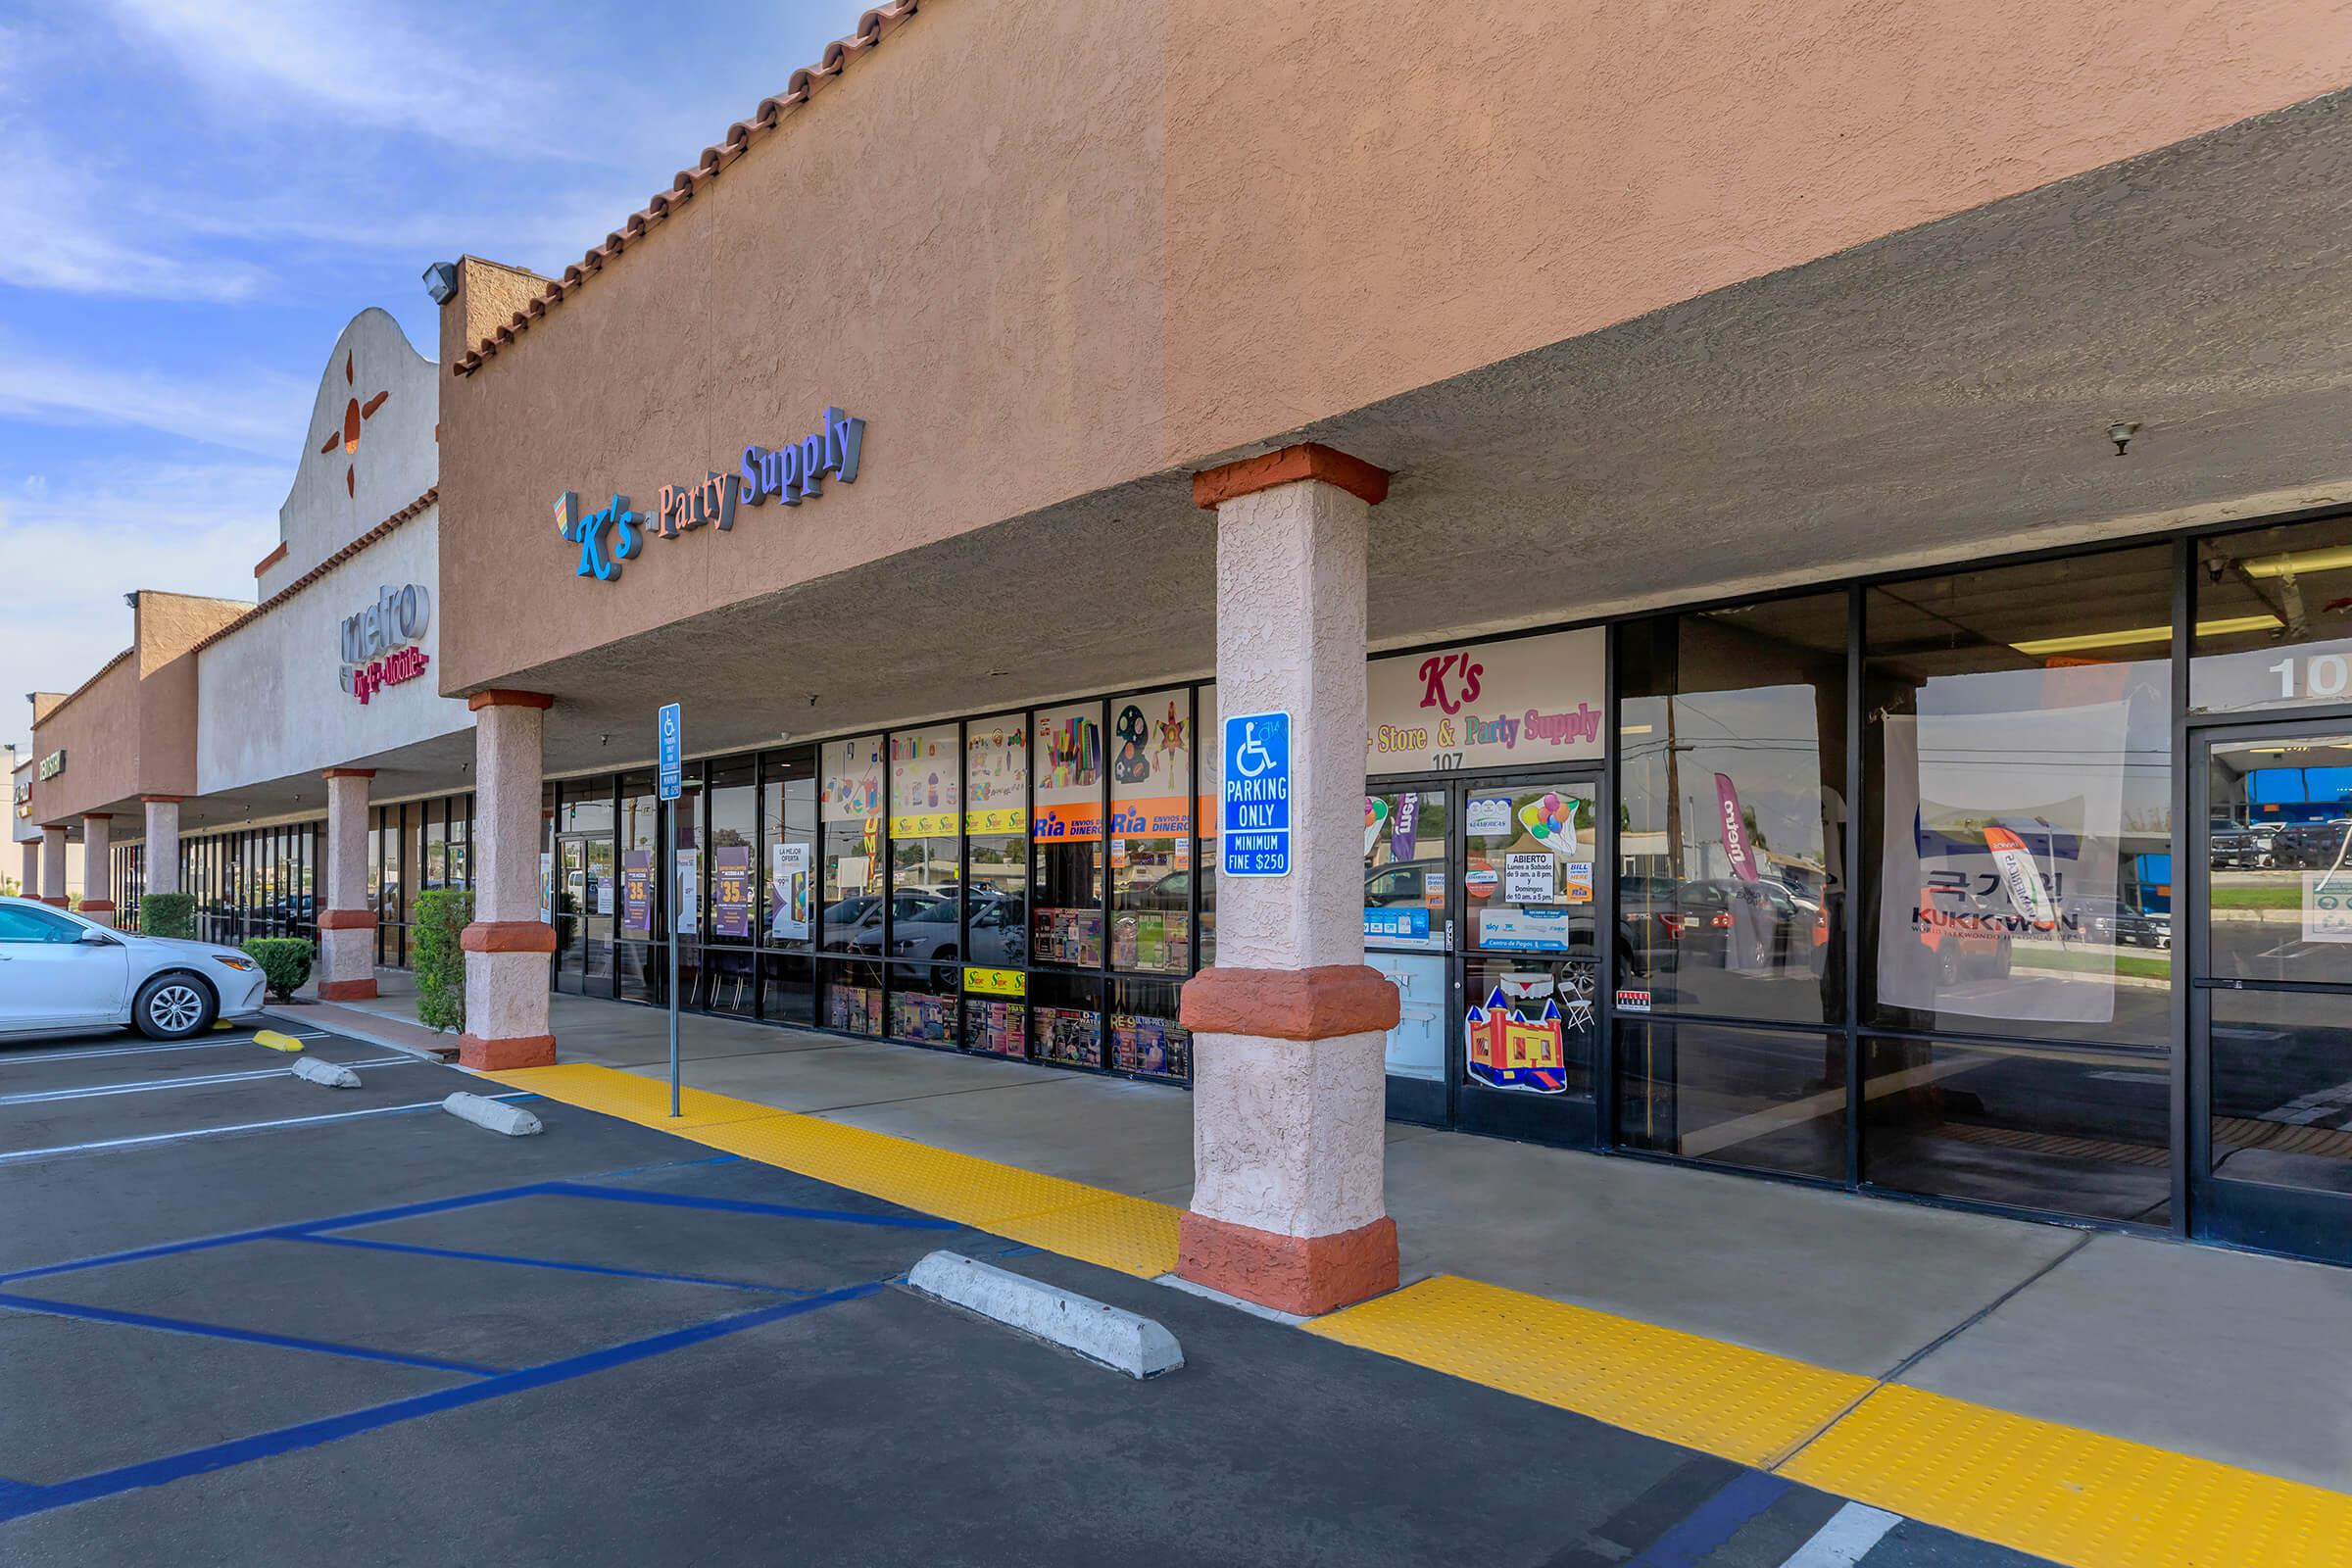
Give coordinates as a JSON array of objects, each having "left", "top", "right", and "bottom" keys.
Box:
[
  {"left": 1177, "top": 444, "right": 1401, "bottom": 1317},
  {"left": 17, "top": 841, "right": 36, "bottom": 903},
  {"left": 38, "top": 825, "right": 68, "bottom": 906},
  {"left": 459, "top": 690, "right": 557, "bottom": 1069},
  {"left": 77, "top": 815, "right": 114, "bottom": 926},
  {"left": 318, "top": 769, "right": 377, "bottom": 1000}
]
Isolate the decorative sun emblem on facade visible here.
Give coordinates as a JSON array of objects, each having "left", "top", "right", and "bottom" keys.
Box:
[{"left": 318, "top": 349, "right": 390, "bottom": 498}]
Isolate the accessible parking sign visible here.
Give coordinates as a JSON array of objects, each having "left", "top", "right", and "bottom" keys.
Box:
[{"left": 1221, "top": 710, "right": 1292, "bottom": 877}]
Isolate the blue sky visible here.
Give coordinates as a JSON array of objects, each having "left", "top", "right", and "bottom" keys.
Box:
[{"left": 0, "top": 0, "right": 865, "bottom": 751}]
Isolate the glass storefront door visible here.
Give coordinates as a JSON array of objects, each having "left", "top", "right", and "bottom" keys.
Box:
[
  {"left": 553, "top": 832, "right": 615, "bottom": 996},
  {"left": 2192, "top": 726, "right": 2352, "bottom": 1260},
  {"left": 1454, "top": 773, "right": 1606, "bottom": 1145},
  {"left": 1364, "top": 786, "right": 1455, "bottom": 1125}
]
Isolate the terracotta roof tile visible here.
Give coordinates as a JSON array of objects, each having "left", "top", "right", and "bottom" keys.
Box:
[
  {"left": 453, "top": 0, "right": 920, "bottom": 377},
  {"left": 185, "top": 488, "right": 439, "bottom": 661}
]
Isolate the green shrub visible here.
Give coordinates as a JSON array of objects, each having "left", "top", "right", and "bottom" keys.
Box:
[
  {"left": 413, "top": 889, "right": 474, "bottom": 1034},
  {"left": 241, "top": 937, "right": 315, "bottom": 1002},
  {"left": 139, "top": 893, "right": 196, "bottom": 940}
]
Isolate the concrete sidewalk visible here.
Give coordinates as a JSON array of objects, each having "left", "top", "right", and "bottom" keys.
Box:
[{"left": 288, "top": 979, "right": 2352, "bottom": 1496}]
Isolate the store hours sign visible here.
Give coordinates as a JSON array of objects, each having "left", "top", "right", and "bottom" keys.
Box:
[{"left": 1221, "top": 711, "right": 1291, "bottom": 877}]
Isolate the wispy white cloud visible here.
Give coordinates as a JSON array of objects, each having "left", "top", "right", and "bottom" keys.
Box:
[
  {"left": 0, "top": 127, "right": 270, "bottom": 302},
  {"left": 0, "top": 339, "right": 312, "bottom": 457},
  {"left": 0, "top": 457, "right": 281, "bottom": 750},
  {"left": 103, "top": 0, "right": 563, "bottom": 154}
]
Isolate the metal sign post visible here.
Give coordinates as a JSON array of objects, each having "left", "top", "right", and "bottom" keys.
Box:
[{"left": 658, "top": 703, "right": 683, "bottom": 1117}]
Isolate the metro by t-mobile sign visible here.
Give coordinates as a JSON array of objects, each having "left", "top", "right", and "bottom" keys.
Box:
[{"left": 1221, "top": 711, "right": 1292, "bottom": 877}]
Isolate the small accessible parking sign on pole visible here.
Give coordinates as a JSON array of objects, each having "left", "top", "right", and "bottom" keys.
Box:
[{"left": 1221, "top": 710, "right": 1292, "bottom": 877}]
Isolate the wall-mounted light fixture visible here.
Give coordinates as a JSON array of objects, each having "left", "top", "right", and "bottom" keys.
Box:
[{"left": 2108, "top": 419, "right": 2141, "bottom": 457}]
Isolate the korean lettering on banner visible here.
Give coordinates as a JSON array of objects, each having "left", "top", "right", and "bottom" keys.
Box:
[
  {"left": 1879, "top": 702, "right": 2129, "bottom": 1023},
  {"left": 712, "top": 846, "right": 754, "bottom": 939},
  {"left": 769, "top": 842, "right": 811, "bottom": 941},
  {"left": 1367, "top": 628, "right": 1604, "bottom": 773}
]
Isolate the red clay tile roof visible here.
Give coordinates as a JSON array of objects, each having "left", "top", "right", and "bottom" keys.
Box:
[
  {"left": 185, "top": 488, "right": 439, "bottom": 660},
  {"left": 452, "top": 0, "right": 921, "bottom": 377}
]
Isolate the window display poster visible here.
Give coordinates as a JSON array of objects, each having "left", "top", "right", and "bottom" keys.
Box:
[
  {"left": 769, "top": 842, "right": 811, "bottom": 940},
  {"left": 1035, "top": 701, "right": 1103, "bottom": 842},
  {"left": 594, "top": 880, "right": 613, "bottom": 916},
  {"left": 965, "top": 721, "right": 1029, "bottom": 834},
  {"left": 2305, "top": 872, "right": 2352, "bottom": 944},
  {"left": 1879, "top": 702, "right": 2127, "bottom": 1022},
  {"left": 1466, "top": 796, "right": 1514, "bottom": 838},
  {"left": 1504, "top": 853, "right": 1555, "bottom": 905},
  {"left": 1368, "top": 627, "right": 1604, "bottom": 773},
  {"left": 712, "top": 845, "right": 754, "bottom": 939},
  {"left": 823, "top": 736, "right": 883, "bottom": 827},
  {"left": 1111, "top": 689, "right": 1192, "bottom": 839},
  {"left": 621, "top": 852, "right": 654, "bottom": 935},
  {"left": 674, "top": 850, "right": 700, "bottom": 936},
  {"left": 1465, "top": 985, "right": 1567, "bottom": 1094},
  {"left": 539, "top": 852, "right": 553, "bottom": 923},
  {"left": 890, "top": 725, "right": 960, "bottom": 839}
]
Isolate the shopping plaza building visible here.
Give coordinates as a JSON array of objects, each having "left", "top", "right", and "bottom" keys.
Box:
[{"left": 22, "top": 0, "right": 2352, "bottom": 1307}]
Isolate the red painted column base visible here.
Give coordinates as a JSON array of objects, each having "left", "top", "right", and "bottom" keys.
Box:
[
  {"left": 1177, "top": 1210, "right": 1398, "bottom": 1317},
  {"left": 457, "top": 1033, "right": 558, "bottom": 1070},
  {"left": 318, "top": 979, "right": 379, "bottom": 1002},
  {"left": 38, "top": 897, "right": 70, "bottom": 908}
]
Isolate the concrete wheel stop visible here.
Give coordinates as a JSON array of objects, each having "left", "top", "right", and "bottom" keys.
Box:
[
  {"left": 442, "top": 1092, "right": 544, "bottom": 1137},
  {"left": 906, "top": 1251, "right": 1183, "bottom": 1380},
  {"left": 289, "top": 1056, "right": 362, "bottom": 1089}
]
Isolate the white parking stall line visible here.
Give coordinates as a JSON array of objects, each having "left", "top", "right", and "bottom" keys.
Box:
[
  {"left": 1776, "top": 1502, "right": 1900, "bottom": 1567},
  {"left": 0, "top": 1057, "right": 422, "bottom": 1107},
  {"left": 0, "top": 1032, "right": 329, "bottom": 1067},
  {"left": 0, "top": 1092, "right": 535, "bottom": 1164}
]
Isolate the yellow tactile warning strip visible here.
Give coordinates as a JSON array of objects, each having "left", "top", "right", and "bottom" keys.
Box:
[
  {"left": 492, "top": 1062, "right": 2352, "bottom": 1567},
  {"left": 1783, "top": 1383, "right": 2352, "bottom": 1568},
  {"left": 481, "top": 1064, "right": 1181, "bottom": 1278},
  {"left": 1303, "top": 1275, "right": 1874, "bottom": 1469}
]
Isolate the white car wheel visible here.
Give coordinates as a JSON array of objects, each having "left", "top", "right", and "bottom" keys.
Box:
[{"left": 134, "top": 974, "right": 217, "bottom": 1041}]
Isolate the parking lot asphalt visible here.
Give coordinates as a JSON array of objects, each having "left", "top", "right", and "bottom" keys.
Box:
[{"left": 0, "top": 1020, "right": 2052, "bottom": 1567}]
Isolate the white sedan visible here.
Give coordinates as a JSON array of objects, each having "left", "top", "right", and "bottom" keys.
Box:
[{"left": 0, "top": 896, "right": 270, "bottom": 1041}]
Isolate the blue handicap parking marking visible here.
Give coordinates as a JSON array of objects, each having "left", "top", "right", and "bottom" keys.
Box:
[{"left": 1222, "top": 710, "right": 1292, "bottom": 878}]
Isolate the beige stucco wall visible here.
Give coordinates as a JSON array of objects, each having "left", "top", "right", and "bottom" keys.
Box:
[
  {"left": 27, "top": 592, "right": 243, "bottom": 824},
  {"left": 437, "top": 0, "right": 2352, "bottom": 694}
]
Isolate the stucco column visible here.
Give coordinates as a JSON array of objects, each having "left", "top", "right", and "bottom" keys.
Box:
[
  {"left": 78, "top": 815, "right": 115, "bottom": 925},
  {"left": 1177, "top": 444, "right": 1400, "bottom": 1316},
  {"left": 38, "top": 826, "right": 67, "bottom": 906},
  {"left": 141, "top": 797, "right": 181, "bottom": 897},
  {"left": 19, "top": 840, "right": 38, "bottom": 902},
  {"left": 460, "top": 691, "right": 557, "bottom": 1069},
  {"left": 318, "top": 770, "right": 377, "bottom": 1001}
]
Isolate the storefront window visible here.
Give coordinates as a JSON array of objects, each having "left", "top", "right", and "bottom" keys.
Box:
[
  {"left": 1109, "top": 975, "right": 1190, "bottom": 1079},
  {"left": 761, "top": 749, "right": 818, "bottom": 955},
  {"left": 1365, "top": 787, "right": 1450, "bottom": 1083},
  {"left": 887, "top": 961, "right": 959, "bottom": 1046},
  {"left": 821, "top": 736, "right": 884, "bottom": 955},
  {"left": 2209, "top": 989, "right": 2352, "bottom": 1194},
  {"left": 1031, "top": 701, "right": 1103, "bottom": 967},
  {"left": 822, "top": 956, "right": 885, "bottom": 1037},
  {"left": 616, "top": 771, "right": 662, "bottom": 1004},
  {"left": 1864, "top": 550, "right": 2175, "bottom": 1046},
  {"left": 423, "top": 802, "right": 448, "bottom": 892},
  {"left": 2205, "top": 736, "right": 2352, "bottom": 987},
  {"left": 963, "top": 716, "right": 1028, "bottom": 967},
  {"left": 1617, "top": 1021, "right": 1845, "bottom": 1181},
  {"left": 703, "top": 758, "right": 755, "bottom": 1015},
  {"left": 888, "top": 725, "right": 961, "bottom": 990},
  {"left": 1862, "top": 548, "right": 2175, "bottom": 1222},
  {"left": 1197, "top": 684, "right": 1218, "bottom": 966},
  {"left": 1618, "top": 595, "right": 1846, "bottom": 1027},
  {"left": 1029, "top": 970, "right": 1102, "bottom": 1067},
  {"left": 1109, "top": 689, "right": 1193, "bottom": 976},
  {"left": 2192, "top": 518, "right": 2352, "bottom": 713}
]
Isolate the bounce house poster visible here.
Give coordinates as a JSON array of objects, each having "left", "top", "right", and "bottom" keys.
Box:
[{"left": 1464, "top": 985, "right": 1566, "bottom": 1094}]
